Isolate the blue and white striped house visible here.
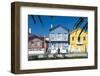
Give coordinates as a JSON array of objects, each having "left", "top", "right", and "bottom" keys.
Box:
[{"left": 48, "top": 25, "right": 69, "bottom": 54}]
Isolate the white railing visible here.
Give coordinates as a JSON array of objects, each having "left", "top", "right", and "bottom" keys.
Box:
[{"left": 29, "top": 50, "right": 45, "bottom": 55}]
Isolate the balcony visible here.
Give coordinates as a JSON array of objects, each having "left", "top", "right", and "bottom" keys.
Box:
[{"left": 76, "top": 41, "right": 83, "bottom": 45}]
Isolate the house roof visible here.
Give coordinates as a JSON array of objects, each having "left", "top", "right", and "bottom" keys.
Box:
[
  {"left": 70, "top": 28, "right": 88, "bottom": 34},
  {"left": 28, "top": 35, "right": 48, "bottom": 42},
  {"left": 29, "top": 35, "right": 44, "bottom": 41},
  {"left": 49, "top": 25, "right": 69, "bottom": 32}
]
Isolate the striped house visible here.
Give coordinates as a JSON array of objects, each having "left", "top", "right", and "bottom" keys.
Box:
[{"left": 48, "top": 25, "right": 70, "bottom": 54}]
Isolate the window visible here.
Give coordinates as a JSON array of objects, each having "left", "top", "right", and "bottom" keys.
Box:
[
  {"left": 31, "top": 41, "right": 34, "bottom": 44},
  {"left": 50, "top": 33, "right": 55, "bottom": 40},
  {"left": 58, "top": 33, "right": 62, "bottom": 40},
  {"left": 83, "top": 36, "right": 86, "bottom": 40},
  {"left": 62, "top": 43, "right": 68, "bottom": 49},
  {"left": 34, "top": 41, "right": 38, "bottom": 46},
  {"left": 37, "top": 41, "right": 41, "bottom": 46},
  {"left": 64, "top": 33, "right": 67, "bottom": 34},
  {"left": 58, "top": 33, "right": 61, "bottom": 36},
  {"left": 78, "top": 37, "right": 80, "bottom": 42},
  {"left": 51, "top": 37, "right": 54, "bottom": 40},
  {"left": 51, "top": 43, "right": 55, "bottom": 50},
  {"left": 72, "top": 36, "right": 74, "bottom": 41}
]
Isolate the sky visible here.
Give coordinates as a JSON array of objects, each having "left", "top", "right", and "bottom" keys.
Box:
[{"left": 28, "top": 15, "right": 88, "bottom": 37}]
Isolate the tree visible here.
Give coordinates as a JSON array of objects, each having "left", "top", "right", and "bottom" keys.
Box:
[{"left": 73, "top": 17, "right": 84, "bottom": 30}]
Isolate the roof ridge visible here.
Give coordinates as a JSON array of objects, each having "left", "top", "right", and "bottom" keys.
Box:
[
  {"left": 70, "top": 27, "right": 87, "bottom": 34},
  {"left": 49, "top": 25, "right": 69, "bottom": 32}
]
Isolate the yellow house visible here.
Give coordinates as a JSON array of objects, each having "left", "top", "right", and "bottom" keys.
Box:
[{"left": 69, "top": 28, "right": 88, "bottom": 53}]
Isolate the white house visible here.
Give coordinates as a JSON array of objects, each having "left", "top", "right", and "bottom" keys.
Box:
[{"left": 48, "top": 25, "right": 69, "bottom": 54}]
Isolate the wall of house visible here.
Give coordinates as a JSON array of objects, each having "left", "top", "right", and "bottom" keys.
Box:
[
  {"left": 28, "top": 38, "right": 43, "bottom": 49},
  {"left": 49, "top": 26, "right": 69, "bottom": 53},
  {"left": 49, "top": 26, "right": 69, "bottom": 41},
  {"left": 69, "top": 28, "right": 88, "bottom": 53}
]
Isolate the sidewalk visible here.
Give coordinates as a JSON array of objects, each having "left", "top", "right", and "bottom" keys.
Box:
[{"left": 28, "top": 52, "right": 88, "bottom": 60}]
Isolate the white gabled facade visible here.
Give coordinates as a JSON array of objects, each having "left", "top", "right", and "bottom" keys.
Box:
[{"left": 48, "top": 25, "right": 69, "bottom": 54}]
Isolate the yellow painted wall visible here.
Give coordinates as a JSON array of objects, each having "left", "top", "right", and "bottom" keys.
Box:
[{"left": 69, "top": 28, "right": 88, "bottom": 53}]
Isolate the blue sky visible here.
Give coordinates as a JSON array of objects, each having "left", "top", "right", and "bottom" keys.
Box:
[{"left": 28, "top": 15, "right": 88, "bottom": 37}]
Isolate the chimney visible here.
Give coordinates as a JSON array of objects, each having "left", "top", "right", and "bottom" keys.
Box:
[
  {"left": 29, "top": 28, "right": 31, "bottom": 34},
  {"left": 51, "top": 24, "right": 53, "bottom": 28}
]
